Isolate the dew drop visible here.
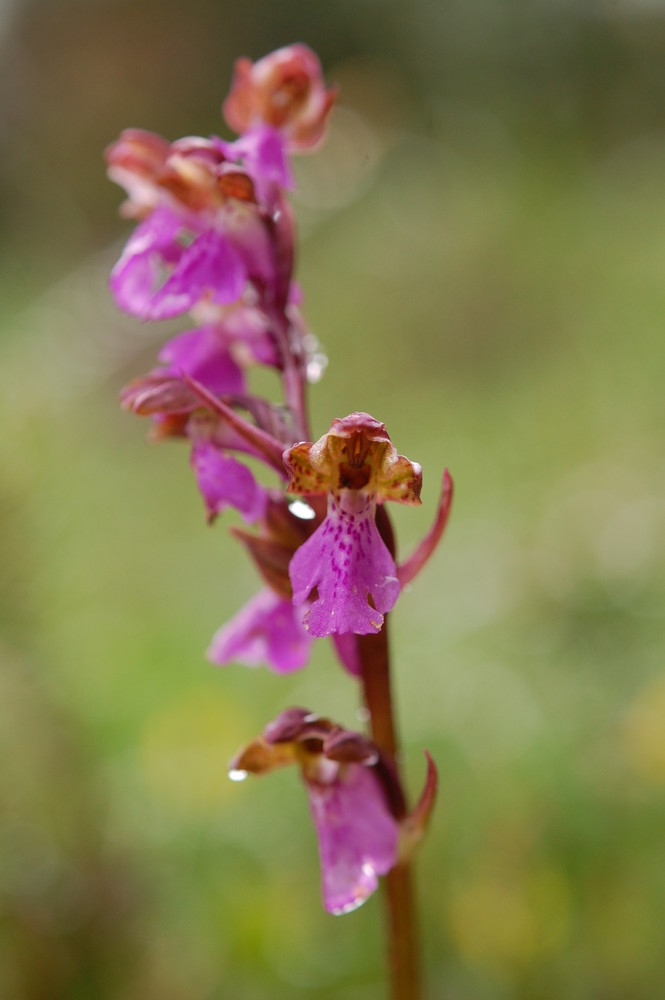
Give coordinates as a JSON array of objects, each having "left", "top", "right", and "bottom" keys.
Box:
[
  {"left": 289, "top": 499, "right": 316, "bottom": 520},
  {"left": 306, "top": 352, "right": 328, "bottom": 384},
  {"left": 330, "top": 887, "right": 371, "bottom": 916},
  {"left": 228, "top": 769, "right": 248, "bottom": 783}
]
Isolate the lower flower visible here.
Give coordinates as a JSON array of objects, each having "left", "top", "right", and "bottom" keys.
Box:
[{"left": 229, "top": 708, "right": 400, "bottom": 914}]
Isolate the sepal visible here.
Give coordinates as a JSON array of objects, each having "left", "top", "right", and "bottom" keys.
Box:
[
  {"left": 397, "top": 470, "right": 453, "bottom": 586},
  {"left": 398, "top": 751, "right": 439, "bottom": 861}
]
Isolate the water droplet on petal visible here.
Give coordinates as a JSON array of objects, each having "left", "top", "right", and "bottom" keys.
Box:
[
  {"left": 289, "top": 499, "right": 316, "bottom": 520},
  {"left": 330, "top": 892, "right": 370, "bottom": 916},
  {"left": 228, "top": 769, "right": 248, "bottom": 782}
]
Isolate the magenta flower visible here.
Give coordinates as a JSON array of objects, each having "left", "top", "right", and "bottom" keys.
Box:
[
  {"left": 284, "top": 413, "right": 423, "bottom": 636},
  {"left": 188, "top": 300, "right": 281, "bottom": 368},
  {"left": 158, "top": 325, "right": 245, "bottom": 396},
  {"left": 108, "top": 133, "right": 281, "bottom": 322},
  {"left": 223, "top": 44, "right": 338, "bottom": 151},
  {"left": 144, "top": 227, "right": 249, "bottom": 319},
  {"left": 110, "top": 207, "right": 271, "bottom": 321},
  {"left": 207, "top": 589, "right": 312, "bottom": 673},
  {"left": 190, "top": 440, "right": 267, "bottom": 524},
  {"left": 229, "top": 709, "right": 400, "bottom": 914}
]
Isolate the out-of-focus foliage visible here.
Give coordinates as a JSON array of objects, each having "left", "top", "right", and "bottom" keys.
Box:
[{"left": 1, "top": 1, "right": 664, "bottom": 997}]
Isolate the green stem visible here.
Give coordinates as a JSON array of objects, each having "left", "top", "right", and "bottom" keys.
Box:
[{"left": 357, "top": 623, "right": 422, "bottom": 1000}]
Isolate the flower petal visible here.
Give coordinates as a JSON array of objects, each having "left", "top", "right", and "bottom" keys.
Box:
[
  {"left": 307, "top": 764, "right": 399, "bottom": 914},
  {"left": 109, "top": 206, "right": 184, "bottom": 315},
  {"left": 215, "top": 128, "right": 294, "bottom": 195},
  {"left": 330, "top": 633, "right": 362, "bottom": 677},
  {"left": 190, "top": 442, "right": 266, "bottom": 524},
  {"left": 146, "top": 229, "right": 247, "bottom": 319},
  {"left": 290, "top": 494, "right": 400, "bottom": 636},
  {"left": 208, "top": 589, "right": 312, "bottom": 673},
  {"left": 159, "top": 326, "right": 245, "bottom": 396},
  {"left": 284, "top": 440, "right": 331, "bottom": 495}
]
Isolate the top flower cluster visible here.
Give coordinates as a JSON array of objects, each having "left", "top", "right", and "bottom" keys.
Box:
[
  {"left": 108, "top": 43, "right": 335, "bottom": 339},
  {"left": 108, "top": 43, "right": 450, "bottom": 677}
]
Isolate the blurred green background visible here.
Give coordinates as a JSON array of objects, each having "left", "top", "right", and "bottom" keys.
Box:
[{"left": 1, "top": 0, "right": 665, "bottom": 997}]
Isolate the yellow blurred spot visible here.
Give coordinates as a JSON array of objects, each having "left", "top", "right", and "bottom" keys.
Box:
[
  {"left": 584, "top": 878, "right": 653, "bottom": 980},
  {"left": 139, "top": 687, "right": 252, "bottom": 818},
  {"left": 447, "top": 866, "right": 570, "bottom": 971},
  {"left": 623, "top": 674, "right": 665, "bottom": 783}
]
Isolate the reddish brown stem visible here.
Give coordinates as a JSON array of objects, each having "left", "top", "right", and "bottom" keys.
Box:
[
  {"left": 357, "top": 625, "right": 398, "bottom": 762},
  {"left": 383, "top": 863, "right": 421, "bottom": 1000},
  {"left": 356, "top": 622, "right": 422, "bottom": 1000}
]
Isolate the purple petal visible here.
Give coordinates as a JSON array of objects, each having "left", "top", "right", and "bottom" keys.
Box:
[
  {"left": 289, "top": 494, "right": 400, "bottom": 636},
  {"left": 330, "top": 634, "right": 362, "bottom": 677},
  {"left": 207, "top": 589, "right": 312, "bottom": 673},
  {"left": 110, "top": 206, "right": 185, "bottom": 316},
  {"left": 159, "top": 326, "right": 245, "bottom": 396},
  {"left": 190, "top": 442, "right": 266, "bottom": 523},
  {"left": 214, "top": 127, "right": 294, "bottom": 197},
  {"left": 146, "top": 229, "right": 247, "bottom": 320},
  {"left": 307, "top": 764, "right": 399, "bottom": 914}
]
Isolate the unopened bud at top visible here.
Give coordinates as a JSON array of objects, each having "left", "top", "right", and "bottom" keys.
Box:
[{"left": 223, "top": 44, "right": 338, "bottom": 151}]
